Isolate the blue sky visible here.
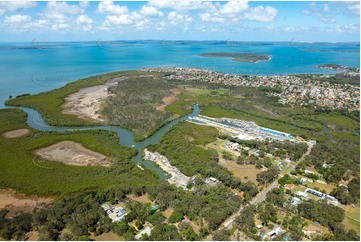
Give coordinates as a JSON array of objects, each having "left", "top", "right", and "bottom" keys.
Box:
[{"left": 0, "top": 1, "right": 359, "bottom": 42}]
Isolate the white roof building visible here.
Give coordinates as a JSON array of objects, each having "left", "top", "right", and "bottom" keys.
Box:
[
  {"left": 101, "top": 204, "right": 127, "bottom": 223},
  {"left": 135, "top": 227, "right": 153, "bottom": 240}
]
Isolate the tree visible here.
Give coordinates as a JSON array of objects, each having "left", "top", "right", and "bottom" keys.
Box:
[
  {"left": 213, "top": 228, "right": 231, "bottom": 241},
  {"left": 348, "top": 177, "right": 360, "bottom": 201},
  {"left": 113, "top": 220, "right": 129, "bottom": 236},
  {"left": 150, "top": 224, "right": 182, "bottom": 241},
  {"left": 168, "top": 211, "right": 184, "bottom": 223},
  {"left": 266, "top": 188, "right": 285, "bottom": 207},
  {"left": 278, "top": 174, "right": 293, "bottom": 186},
  {"left": 257, "top": 167, "right": 279, "bottom": 185},
  {"left": 179, "top": 223, "right": 199, "bottom": 241},
  {"left": 330, "top": 187, "right": 354, "bottom": 205},
  {"left": 234, "top": 205, "right": 256, "bottom": 236}
]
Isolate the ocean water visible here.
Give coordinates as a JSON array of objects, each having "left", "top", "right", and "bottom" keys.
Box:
[{"left": 0, "top": 41, "right": 359, "bottom": 108}]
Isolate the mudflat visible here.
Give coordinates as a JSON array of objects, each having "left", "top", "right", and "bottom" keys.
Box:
[
  {"left": 34, "top": 141, "right": 111, "bottom": 167},
  {"left": 2, "top": 128, "right": 30, "bottom": 138}
]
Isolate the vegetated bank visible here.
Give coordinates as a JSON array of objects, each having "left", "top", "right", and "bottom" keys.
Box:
[{"left": 0, "top": 108, "right": 159, "bottom": 196}]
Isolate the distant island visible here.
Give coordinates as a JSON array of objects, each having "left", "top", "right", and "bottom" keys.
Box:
[
  {"left": 200, "top": 52, "right": 271, "bottom": 63},
  {"left": 315, "top": 64, "right": 360, "bottom": 73}
]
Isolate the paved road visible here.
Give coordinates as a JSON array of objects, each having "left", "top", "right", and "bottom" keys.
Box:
[{"left": 206, "top": 140, "right": 315, "bottom": 241}]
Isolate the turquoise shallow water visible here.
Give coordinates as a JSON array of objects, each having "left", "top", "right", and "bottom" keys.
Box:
[
  {"left": 1, "top": 41, "right": 359, "bottom": 179},
  {"left": 0, "top": 41, "right": 359, "bottom": 107}
]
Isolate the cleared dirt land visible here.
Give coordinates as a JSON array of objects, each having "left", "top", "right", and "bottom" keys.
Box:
[
  {"left": 127, "top": 194, "right": 154, "bottom": 204},
  {"left": 2, "top": 128, "right": 30, "bottom": 138},
  {"left": 219, "top": 156, "right": 261, "bottom": 185},
  {"left": 92, "top": 232, "right": 124, "bottom": 241},
  {"left": 26, "top": 231, "right": 40, "bottom": 241},
  {"left": 34, "top": 141, "right": 111, "bottom": 167},
  {"left": 156, "top": 88, "right": 181, "bottom": 111},
  {"left": 62, "top": 77, "right": 125, "bottom": 123},
  {"left": 162, "top": 207, "right": 174, "bottom": 220},
  {"left": 0, "top": 189, "right": 53, "bottom": 218}
]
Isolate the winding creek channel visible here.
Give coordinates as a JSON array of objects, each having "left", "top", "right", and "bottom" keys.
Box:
[{"left": 8, "top": 104, "right": 200, "bottom": 180}]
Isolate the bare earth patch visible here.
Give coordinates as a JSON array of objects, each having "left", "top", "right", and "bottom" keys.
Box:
[
  {"left": 156, "top": 88, "right": 181, "bottom": 111},
  {"left": 92, "top": 232, "right": 124, "bottom": 241},
  {"left": 2, "top": 128, "right": 30, "bottom": 138},
  {"left": 127, "top": 194, "right": 153, "bottom": 204},
  {"left": 184, "top": 216, "right": 201, "bottom": 235},
  {"left": 218, "top": 155, "right": 261, "bottom": 185},
  {"left": 0, "top": 189, "right": 53, "bottom": 219},
  {"left": 253, "top": 105, "right": 279, "bottom": 117},
  {"left": 34, "top": 141, "right": 111, "bottom": 167},
  {"left": 26, "top": 231, "right": 39, "bottom": 241},
  {"left": 162, "top": 207, "right": 174, "bottom": 220},
  {"left": 62, "top": 77, "right": 126, "bottom": 123}
]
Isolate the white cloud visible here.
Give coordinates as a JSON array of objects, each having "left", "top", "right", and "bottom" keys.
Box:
[
  {"left": 77, "top": 15, "right": 93, "bottom": 24},
  {"left": 97, "top": 1, "right": 128, "bottom": 15},
  {"left": 345, "top": 2, "right": 360, "bottom": 15},
  {"left": 4, "top": 14, "right": 32, "bottom": 24},
  {"left": 0, "top": 1, "right": 36, "bottom": 15},
  {"left": 243, "top": 6, "right": 278, "bottom": 22},
  {"left": 104, "top": 15, "right": 132, "bottom": 26},
  {"left": 335, "top": 24, "right": 359, "bottom": 33},
  {"left": 220, "top": 0, "right": 249, "bottom": 15},
  {"left": 322, "top": 4, "right": 329, "bottom": 13},
  {"left": 102, "top": 11, "right": 144, "bottom": 28},
  {"left": 44, "top": 1, "right": 87, "bottom": 15},
  {"left": 76, "top": 15, "right": 93, "bottom": 31},
  {"left": 155, "top": 21, "right": 167, "bottom": 31},
  {"left": 200, "top": 13, "right": 224, "bottom": 23},
  {"left": 168, "top": 11, "right": 193, "bottom": 23},
  {"left": 50, "top": 23, "right": 70, "bottom": 31},
  {"left": 140, "top": 5, "right": 163, "bottom": 17},
  {"left": 135, "top": 19, "right": 150, "bottom": 29},
  {"left": 148, "top": 0, "right": 207, "bottom": 11}
]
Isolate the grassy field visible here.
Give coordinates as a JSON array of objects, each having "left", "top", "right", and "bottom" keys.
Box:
[
  {"left": 0, "top": 108, "right": 159, "bottom": 196},
  {"left": 304, "top": 181, "right": 336, "bottom": 194},
  {"left": 205, "top": 139, "right": 261, "bottom": 185},
  {"left": 343, "top": 204, "right": 360, "bottom": 235},
  {"left": 219, "top": 161, "right": 261, "bottom": 185}
]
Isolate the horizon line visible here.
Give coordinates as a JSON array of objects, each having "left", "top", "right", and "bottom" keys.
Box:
[{"left": 0, "top": 39, "right": 360, "bottom": 43}]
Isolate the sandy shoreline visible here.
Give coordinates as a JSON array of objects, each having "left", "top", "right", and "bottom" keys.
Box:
[{"left": 62, "top": 77, "right": 127, "bottom": 123}]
